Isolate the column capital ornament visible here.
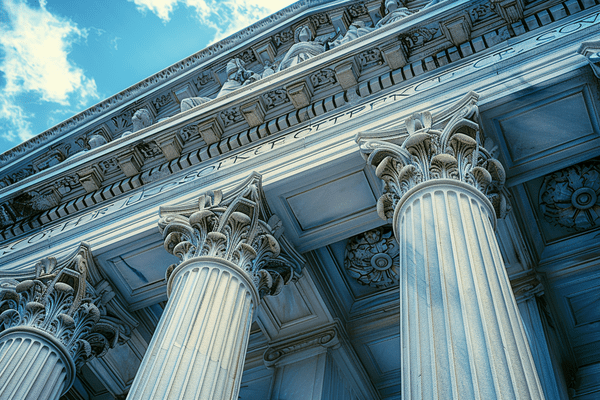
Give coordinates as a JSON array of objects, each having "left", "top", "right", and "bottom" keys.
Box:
[
  {"left": 0, "top": 243, "right": 135, "bottom": 368},
  {"left": 356, "top": 91, "right": 508, "bottom": 220},
  {"left": 345, "top": 226, "right": 399, "bottom": 288},
  {"left": 158, "top": 172, "right": 304, "bottom": 299}
]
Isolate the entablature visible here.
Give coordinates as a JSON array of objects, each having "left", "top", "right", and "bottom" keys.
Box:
[{"left": 0, "top": 0, "right": 598, "bottom": 248}]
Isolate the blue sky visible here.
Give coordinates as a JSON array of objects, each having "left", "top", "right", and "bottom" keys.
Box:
[{"left": 0, "top": 0, "right": 296, "bottom": 154}]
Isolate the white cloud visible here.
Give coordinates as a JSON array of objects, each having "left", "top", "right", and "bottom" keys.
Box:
[
  {"left": 0, "top": 0, "right": 99, "bottom": 143},
  {"left": 129, "top": 0, "right": 296, "bottom": 42}
]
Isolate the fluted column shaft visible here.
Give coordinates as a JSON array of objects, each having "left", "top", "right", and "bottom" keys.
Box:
[
  {"left": 0, "top": 328, "right": 74, "bottom": 400},
  {"left": 394, "top": 180, "right": 544, "bottom": 400},
  {"left": 127, "top": 257, "right": 258, "bottom": 400}
]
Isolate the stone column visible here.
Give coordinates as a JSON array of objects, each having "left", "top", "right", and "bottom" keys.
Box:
[
  {"left": 358, "top": 92, "right": 545, "bottom": 399},
  {"left": 0, "top": 243, "right": 124, "bottom": 400},
  {"left": 127, "top": 173, "right": 301, "bottom": 400}
]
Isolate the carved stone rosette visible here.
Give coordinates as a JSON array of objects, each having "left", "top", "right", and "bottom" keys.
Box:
[
  {"left": 358, "top": 91, "right": 507, "bottom": 221},
  {"left": 539, "top": 161, "right": 600, "bottom": 231},
  {"left": 0, "top": 243, "right": 132, "bottom": 399},
  {"left": 345, "top": 226, "right": 399, "bottom": 288}
]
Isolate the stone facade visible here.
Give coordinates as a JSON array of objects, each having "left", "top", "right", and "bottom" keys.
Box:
[{"left": 1, "top": 0, "right": 600, "bottom": 399}]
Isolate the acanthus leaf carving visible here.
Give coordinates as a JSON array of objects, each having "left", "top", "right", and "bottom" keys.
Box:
[
  {"left": 357, "top": 92, "right": 508, "bottom": 220},
  {"left": 158, "top": 173, "right": 304, "bottom": 299},
  {"left": 0, "top": 243, "right": 135, "bottom": 368}
]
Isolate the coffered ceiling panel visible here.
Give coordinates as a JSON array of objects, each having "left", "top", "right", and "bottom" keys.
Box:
[{"left": 480, "top": 71, "right": 600, "bottom": 185}]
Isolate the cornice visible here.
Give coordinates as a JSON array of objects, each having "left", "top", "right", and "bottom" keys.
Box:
[
  {"left": 0, "top": 0, "right": 345, "bottom": 168},
  {"left": 0, "top": 0, "right": 596, "bottom": 244}
]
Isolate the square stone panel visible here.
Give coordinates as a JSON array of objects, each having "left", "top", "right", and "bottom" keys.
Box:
[
  {"left": 497, "top": 91, "right": 595, "bottom": 165},
  {"left": 285, "top": 171, "right": 376, "bottom": 231}
]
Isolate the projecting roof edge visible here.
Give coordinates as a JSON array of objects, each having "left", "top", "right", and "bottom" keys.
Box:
[{"left": 0, "top": 0, "right": 344, "bottom": 167}]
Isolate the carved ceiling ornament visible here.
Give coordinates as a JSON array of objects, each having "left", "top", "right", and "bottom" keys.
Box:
[
  {"left": 539, "top": 161, "right": 600, "bottom": 231},
  {"left": 158, "top": 173, "right": 304, "bottom": 299},
  {"left": 345, "top": 226, "right": 399, "bottom": 288},
  {"left": 357, "top": 92, "right": 508, "bottom": 220},
  {"left": 0, "top": 243, "right": 135, "bottom": 369}
]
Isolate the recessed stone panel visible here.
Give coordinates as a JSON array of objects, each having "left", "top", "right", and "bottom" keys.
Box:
[
  {"left": 285, "top": 171, "right": 376, "bottom": 231},
  {"left": 497, "top": 92, "right": 595, "bottom": 165},
  {"left": 567, "top": 289, "right": 600, "bottom": 327},
  {"left": 366, "top": 336, "right": 401, "bottom": 375}
]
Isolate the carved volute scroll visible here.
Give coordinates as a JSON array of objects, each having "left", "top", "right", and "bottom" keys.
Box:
[
  {"left": 0, "top": 243, "right": 134, "bottom": 369},
  {"left": 356, "top": 92, "right": 508, "bottom": 221},
  {"left": 158, "top": 172, "right": 304, "bottom": 299}
]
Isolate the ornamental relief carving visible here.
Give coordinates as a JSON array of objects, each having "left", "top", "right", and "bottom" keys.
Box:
[
  {"left": 358, "top": 92, "right": 508, "bottom": 220},
  {"left": 539, "top": 161, "right": 600, "bottom": 231},
  {"left": 345, "top": 226, "right": 399, "bottom": 288},
  {"left": 310, "top": 68, "right": 337, "bottom": 89},
  {"left": 159, "top": 173, "right": 303, "bottom": 299},
  {"left": 0, "top": 243, "right": 135, "bottom": 368},
  {"left": 262, "top": 89, "right": 290, "bottom": 110}
]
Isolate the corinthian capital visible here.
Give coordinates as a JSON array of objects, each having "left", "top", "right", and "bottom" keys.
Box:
[
  {"left": 356, "top": 92, "right": 508, "bottom": 220},
  {"left": 158, "top": 172, "right": 304, "bottom": 298},
  {"left": 0, "top": 243, "right": 134, "bottom": 368}
]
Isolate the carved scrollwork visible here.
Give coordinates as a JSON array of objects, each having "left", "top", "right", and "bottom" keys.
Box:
[
  {"left": 401, "top": 26, "right": 438, "bottom": 48},
  {"left": 358, "top": 48, "right": 383, "bottom": 69},
  {"left": 309, "top": 13, "right": 330, "bottom": 29},
  {"left": 152, "top": 94, "right": 173, "bottom": 113},
  {"left": 347, "top": 2, "right": 368, "bottom": 18},
  {"left": 0, "top": 243, "right": 134, "bottom": 368},
  {"left": 194, "top": 70, "right": 215, "bottom": 90},
  {"left": 219, "top": 106, "right": 245, "bottom": 127},
  {"left": 310, "top": 68, "right": 336, "bottom": 89},
  {"left": 539, "top": 161, "right": 600, "bottom": 231},
  {"left": 262, "top": 89, "right": 290, "bottom": 110},
  {"left": 358, "top": 92, "right": 508, "bottom": 220},
  {"left": 158, "top": 173, "right": 303, "bottom": 299},
  {"left": 345, "top": 226, "right": 399, "bottom": 288},
  {"left": 273, "top": 28, "right": 294, "bottom": 47}
]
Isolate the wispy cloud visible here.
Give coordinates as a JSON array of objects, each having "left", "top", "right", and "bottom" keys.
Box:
[
  {"left": 129, "top": 0, "right": 296, "bottom": 42},
  {"left": 0, "top": 0, "right": 99, "bottom": 142}
]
